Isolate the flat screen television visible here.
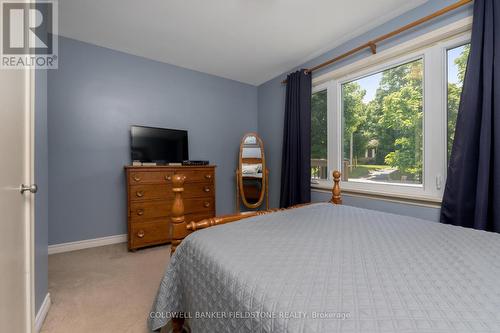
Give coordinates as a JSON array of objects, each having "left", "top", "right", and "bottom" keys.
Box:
[{"left": 131, "top": 125, "right": 188, "bottom": 163}]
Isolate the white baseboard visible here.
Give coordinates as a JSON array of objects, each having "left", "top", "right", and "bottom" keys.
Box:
[
  {"left": 35, "top": 293, "right": 51, "bottom": 333},
  {"left": 48, "top": 234, "right": 127, "bottom": 255}
]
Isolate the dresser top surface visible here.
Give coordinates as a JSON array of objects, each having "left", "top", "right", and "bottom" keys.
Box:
[{"left": 125, "top": 165, "right": 216, "bottom": 170}]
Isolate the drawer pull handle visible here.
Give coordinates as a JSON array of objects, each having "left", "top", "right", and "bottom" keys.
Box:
[
  {"left": 203, "top": 186, "right": 211, "bottom": 193},
  {"left": 136, "top": 191, "right": 144, "bottom": 197},
  {"left": 205, "top": 174, "right": 212, "bottom": 180},
  {"left": 204, "top": 202, "right": 210, "bottom": 208},
  {"left": 165, "top": 175, "right": 172, "bottom": 181},
  {"left": 137, "top": 230, "right": 145, "bottom": 238},
  {"left": 137, "top": 209, "right": 144, "bottom": 216},
  {"left": 132, "top": 175, "right": 141, "bottom": 182}
]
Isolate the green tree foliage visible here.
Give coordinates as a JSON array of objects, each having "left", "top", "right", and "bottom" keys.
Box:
[
  {"left": 311, "top": 90, "right": 327, "bottom": 159},
  {"left": 447, "top": 83, "right": 461, "bottom": 158},
  {"left": 381, "top": 83, "right": 423, "bottom": 177},
  {"left": 342, "top": 82, "right": 367, "bottom": 162},
  {"left": 447, "top": 45, "right": 470, "bottom": 159},
  {"left": 455, "top": 44, "right": 470, "bottom": 82},
  {"left": 381, "top": 61, "right": 423, "bottom": 178},
  {"left": 344, "top": 59, "right": 424, "bottom": 181},
  {"left": 343, "top": 82, "right": 366, "bottom": 136}
]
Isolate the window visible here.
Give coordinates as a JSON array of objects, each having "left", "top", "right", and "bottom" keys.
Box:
[
  {"left": 311, "top": 31, "right": 470, "bottom": 200},
  {"left": 311, "top": 90, "right": 327, "bottom": 180},
  {"left": 447, "top": 44, "right": 470, "bottom": 160},
  {"left": 342, "top": 59, "right": 423, "bottom": 185}
]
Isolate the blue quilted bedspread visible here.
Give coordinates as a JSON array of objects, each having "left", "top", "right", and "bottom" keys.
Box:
[{"left": 149, "top": 203, "right": 500, "bottom": 332}]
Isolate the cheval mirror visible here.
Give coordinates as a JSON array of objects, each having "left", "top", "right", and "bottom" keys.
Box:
[{"left": 236, "top": 133, "right": 269, "bottom": 212}]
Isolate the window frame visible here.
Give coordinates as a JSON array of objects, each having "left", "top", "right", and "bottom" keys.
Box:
[{"left": 311, "top": 29, "right": 471, "bottom": 202}]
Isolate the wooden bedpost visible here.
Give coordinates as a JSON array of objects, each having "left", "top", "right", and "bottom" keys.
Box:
[
  {"left": 331, "top": 170, "right": 342, "bottom": 204},
  {"left": 170, "top": 175, "right": 187, "bottom": 332},
  {"left": 171, "top": 174, "right": 188, "bottom": 255}
]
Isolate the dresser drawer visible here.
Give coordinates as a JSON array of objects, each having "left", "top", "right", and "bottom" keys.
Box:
[
  {"left": 130, "top": 196, "right": 214, "bottom": 221},
  {"left": 130, "top": 210, "right": 214, "bottom": 227},
  {"left": 128, "top": 171, "right": 174, "bottom": 184},
  {"left": 178, "top": 169, "right": 214, "bottom": 183},
  {"left": 184, "top": 197, "right": 215, "bottom": 213},
  {"left": 130, "top": 200, "right": 171, "bottom": 220},
  {"left": 130, "top": 220, "right": 170, "bottom": 248},
  {"left": 129, "top": 184, "right": 172, "bottom": 201},
  {"left": 129, "top": 182, "right": 213, "bottom": 201},
  {"left": 183, "top": 183, "right": 214, "bottom": 198}
]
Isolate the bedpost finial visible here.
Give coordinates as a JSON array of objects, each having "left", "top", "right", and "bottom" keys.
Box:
[
  {"left": 331, "top": 170, "right": 342, "bottom": 205},
  {"left": 172, "top": 174, "right": 186, "bottom": 188}
]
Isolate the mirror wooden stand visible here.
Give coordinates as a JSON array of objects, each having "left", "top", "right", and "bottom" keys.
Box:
[{"left": 236, "top": 132, "right": 269, "bottom": 212}]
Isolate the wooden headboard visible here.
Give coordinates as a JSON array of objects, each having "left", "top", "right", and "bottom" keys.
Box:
[{"left": 170, "top": 170, "right": 342, "bottom": 255}]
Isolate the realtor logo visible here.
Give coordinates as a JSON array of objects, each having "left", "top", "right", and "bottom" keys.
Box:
[{"left": 1, "top": 0, "right": 58, "bottom": 69}]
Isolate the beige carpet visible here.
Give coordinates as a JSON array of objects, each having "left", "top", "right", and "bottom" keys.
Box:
[{"left": 41, "top": 243, "right": 171, "bottom": 333}]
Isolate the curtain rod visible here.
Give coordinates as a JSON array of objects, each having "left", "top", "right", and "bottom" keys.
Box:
[{"left": 281, "top": 0, "right": 473, "bottom": 84}]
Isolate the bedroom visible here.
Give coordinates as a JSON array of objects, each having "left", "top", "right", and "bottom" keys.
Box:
[{"left": 0, "top": 0, "right": 499, "bottom": 332}]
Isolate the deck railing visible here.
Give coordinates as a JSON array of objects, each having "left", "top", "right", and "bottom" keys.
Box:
[
  {"left": 311, "top": 159, "right": 328, "bottom": 180},
  {"left": 311, "top": 159, "right": 349, "bottom": 181}
]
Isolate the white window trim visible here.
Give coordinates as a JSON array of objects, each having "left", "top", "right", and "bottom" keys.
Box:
[{"left": 312, "top": 17, "right": 472, "bottom": 202}]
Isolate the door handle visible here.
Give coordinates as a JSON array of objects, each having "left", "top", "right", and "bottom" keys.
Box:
[{"left": 20, "top": 184, "right": 38, "bottom": 194}]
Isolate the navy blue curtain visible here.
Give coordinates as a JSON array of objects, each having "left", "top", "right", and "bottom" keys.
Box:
[
  {"left": 280, "top": 70, "right": 312, "bottom": 208},
  {"left": 441, "top": 0, "right": 500, "bottom": 231}
]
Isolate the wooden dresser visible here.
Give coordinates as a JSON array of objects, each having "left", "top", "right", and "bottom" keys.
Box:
[{"left": 125, "top": 165, "right": 216, "bottom": 250}]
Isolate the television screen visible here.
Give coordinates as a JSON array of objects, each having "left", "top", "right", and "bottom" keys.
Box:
[{"left": 131, "top": 126, "right": 188, "bottom": 163}]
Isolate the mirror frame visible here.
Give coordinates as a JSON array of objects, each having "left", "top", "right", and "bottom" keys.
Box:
[{"left": 238, "top": 132, "right": 266, "bottom": 209}]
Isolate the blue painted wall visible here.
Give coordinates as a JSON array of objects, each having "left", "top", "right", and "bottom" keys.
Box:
[
  {"left": 35, "top": 69, "right": 48, "bottom": 312},
  {"left": 257, "top": 0, "right": 473, "bottom": 218},
  {"left": 311, "top": 191, "right": 441, "bottom": 222},
  {"left": 48, "top": 37, "right": 258, "bottom": 245},
  {"left": 46, "top": 1, "right": 473, "bottom": 248}
]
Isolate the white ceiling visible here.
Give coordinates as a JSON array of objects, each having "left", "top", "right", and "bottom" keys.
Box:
[{"left": 59, "top": 0, "right": 428, "bottom": 86}]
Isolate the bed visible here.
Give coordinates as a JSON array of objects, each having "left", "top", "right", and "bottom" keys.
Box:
[{"left": 149, "top": 172, "right": 500, "bottom": 332}]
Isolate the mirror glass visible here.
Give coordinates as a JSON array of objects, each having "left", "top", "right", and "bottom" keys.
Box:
[{"left": 239, "top": 133, "right": 266, "bottom": 208}]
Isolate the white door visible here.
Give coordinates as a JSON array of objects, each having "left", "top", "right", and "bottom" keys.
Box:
[{"left": 0, "top": 68, "right": 34, "bottom": 332}]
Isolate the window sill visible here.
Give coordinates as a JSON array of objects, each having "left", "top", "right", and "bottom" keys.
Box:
[{"left": 311, "top": 182, "right": 442, "bottom": 208}]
